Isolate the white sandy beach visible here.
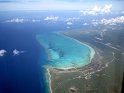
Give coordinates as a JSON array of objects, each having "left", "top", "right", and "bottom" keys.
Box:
[{"left": 46, "top": 33, "right": 96, "bottom": 93}]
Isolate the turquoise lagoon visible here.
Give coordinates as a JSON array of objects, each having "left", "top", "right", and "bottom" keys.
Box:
[{"left": 37, "top": 33, "right": 95, "bottom": 69}]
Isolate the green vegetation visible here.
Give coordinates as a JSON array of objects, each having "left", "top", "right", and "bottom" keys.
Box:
[{"left": 49, "top": 25, "right": 124, "bottom": 93}]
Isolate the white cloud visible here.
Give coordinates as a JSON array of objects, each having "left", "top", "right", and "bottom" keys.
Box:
[
  {"left": 92, "top": 22, "right": 98, "bottom": 26},
  {"left": 32, "top": 19, "right": 40, "bottom": 22},
  {"left": 80, "top": 10, "right": 86, "bottom": 15},
  {"left": 88, "top": 5, "right": 101, "bottom": 15},
  {"left": 0, "top": 49, "right": 7, "bottom": 57},
  {"left": 92, "top": 5, "right": 101, "bottom": 12},
  {"left": 100, "top": 16, "right": 124, "bottom": 25},
  {"left": 80, "top": 4, "right": 112, "bottom": 15},
  {"left": 101, "top": 4, "right": 112, "bottom": 14},
  {"left": 13, "top": 49, "right": 25, "bottom": 56},
  {"left": 65, "top": 17, "right": 79, "bottom": 22},
  {"left": 4, "top": 18, "right": 25, "bottom": 23},
  {"left": 44, "top": 16, "right": 59, "bottom": 21},
  {"left": 66, "top": 22, "right": 73, "bottom": 25},
  {"left": 95, "top": 37, "right": 103, "bottom": 41},
  {"left": 4, "top": 18, "right": 41, "bottom": 23},
  {"left": 90, "top": 16, "right": 124, "bottom": 26},
  {"left": 66, "top": 26, "right": 70, "bottom": 29},
  {"left": 83, "top": 23, "right": 88, "bottom": 26},
  {"left": 91, "top": 20, "right": 99, "bottom": 26},
  {"left": 65, "top": 17, "right": 79, "bottom": 26}
]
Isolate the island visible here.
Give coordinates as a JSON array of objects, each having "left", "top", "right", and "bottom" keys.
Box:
[{"left": 37, "top": 25, "right": 124, "bottom": 93}]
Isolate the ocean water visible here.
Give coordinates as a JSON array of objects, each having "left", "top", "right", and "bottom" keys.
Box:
[
  {"left": 0, "top": 29, "right": 44, "bottom": 93},
  {"left": 0, "top": 10, "right": 96, "bottom": 93},
  {"left": 37, "top": 33, "right": 92, "bottom": 69},
  {"left": 0, "top": 11, "right": 48, "bottom": 93}
]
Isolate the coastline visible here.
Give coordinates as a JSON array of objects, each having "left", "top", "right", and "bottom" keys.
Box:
[
  {"left": 46, "top": 33, "right": 96, "bottom": 93},
  {"left": 47, "top": 68, "right": 53, "bottom": 93},
  {"left": 37, "top": 33, "right": 95, "bottom": 69},
  {"left": 37, "top": 33, "right": 96, "bottom": 93}
]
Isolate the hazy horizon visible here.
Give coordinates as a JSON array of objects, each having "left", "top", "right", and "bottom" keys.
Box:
[{"left": 0, "top": 0, "right": 124, "bottom": 11}]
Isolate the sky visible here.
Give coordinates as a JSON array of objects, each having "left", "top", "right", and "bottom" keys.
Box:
[{"left": 0, "top": 0, "right": 124, "bottom": 11}]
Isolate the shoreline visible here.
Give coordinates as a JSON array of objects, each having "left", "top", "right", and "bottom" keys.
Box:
[
  {"left": 37, "top": 33, "right": 96, "bottom": 93},
  {"left": 37, "top": 33, "right": 95, "bottom": 69},
  {"left": 46, "top": 33, "right": 96, "bottom": 93},
  {"left": 47, "top": 68, "right": 53, "bottom": 93}
]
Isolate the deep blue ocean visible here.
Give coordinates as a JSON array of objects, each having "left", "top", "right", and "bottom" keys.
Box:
[
  {"left": 0, "top": 10, "right": 121, "bottom": 93},
  {"left": 0, "top": 20, "right": 44, "bottom": 93}
]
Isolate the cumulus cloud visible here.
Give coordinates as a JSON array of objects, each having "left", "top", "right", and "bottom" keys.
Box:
[
  {"left": 4, "top": 18, "right": 42, "bottom": 23},
  {"left": 66, "top": 22, "right": 73, "bottom": 25},
  {"left": 44, "top": 16, "right": 59, "bottom": 21},
  {"left": 83, "top": 23, "right": 88, "bottom": 26},
  {"left": 102, "top": 4, "right": 112, "bottom": 13},
  {"left": 90, "top": 19, "right": 98, "bottom": 26},
  {"left": 90, "top": 16, "right": 124, "bottom": 26},
  {"left": 32, "top": 19, "right": 40, "bottom": 22},
  {"left": 65, "top": 17, "right": 79, "bottom": 26},
  {"left": 13, "top": 49, "right": 25, "bottom": 56},
  {"left": 0, "top": 49, "right": 7, "bottom": 57},
  {"left": 100, "top": 16, "right": 124, "bottom": 25},
  {"left": 4, "top": 18, "right": 25, "bottom": 23},
  {"left": 80, "top": 4, "right": 112, "bottom": 15},
  {"left": 95, "top": 37, "right": 103, "bottom": 41},
  {"left": 66, "top": 26, "right": 70, "bottom": 29},
  {"left": 65, "top": 17, "right": 79, "bottom": 22}
]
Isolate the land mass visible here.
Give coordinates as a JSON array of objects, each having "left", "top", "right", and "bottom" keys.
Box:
[{"left": 47, "top": 25, "right": 124, "bottom": 93}]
